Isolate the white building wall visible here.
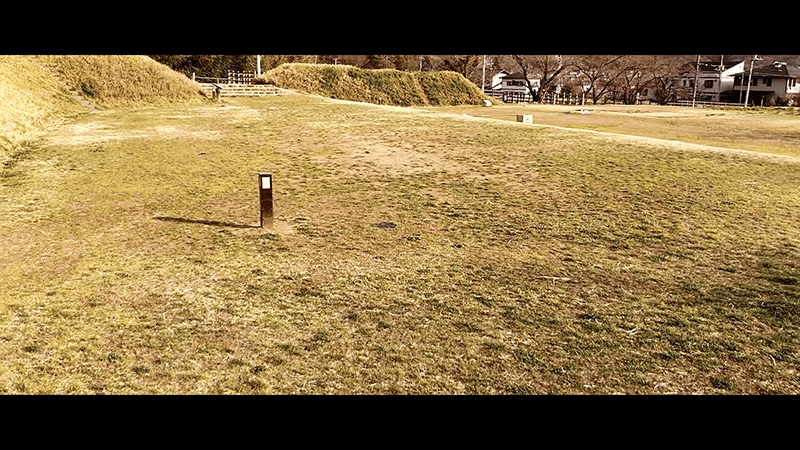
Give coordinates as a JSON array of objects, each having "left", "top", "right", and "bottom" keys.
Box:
[{"left": 491, "top": 72, "right": 507, "bottom": 90}]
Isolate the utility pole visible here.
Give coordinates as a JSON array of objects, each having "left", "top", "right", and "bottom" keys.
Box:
[
  {"left": 482, "top": 55, "right": 486, "bottom": 91},
  {"left": 692, "top": 55, "right": 700, "bottom": 107},
  {"left": 717, "top": 55, "right": 724, "bottom": 102},
  {"left": 257, "top": 55, "right": 262, "bottom": 75},
  {"left": 744, "top": 55, "right": 762, "bottom": 107}
]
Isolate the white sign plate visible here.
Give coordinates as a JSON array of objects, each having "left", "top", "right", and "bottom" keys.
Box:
[{"left": 261, "top": 177, "right": 271, "bottom": 190}]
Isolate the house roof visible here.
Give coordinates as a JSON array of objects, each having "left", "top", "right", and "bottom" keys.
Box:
[
  {"left": 697, "top": 60, "right": 744, "bottom": 73},
  {"left": 500, "top": 72, "right": 532, "bottom": 80},
  {"left": 729, "top": 62, "right": 800, "bottom": 78}
]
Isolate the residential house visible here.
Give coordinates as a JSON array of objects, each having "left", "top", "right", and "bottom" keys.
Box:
[
  {"left": 485, "top": 71, "right": 542, "bottom": 101},
  {"left": 640, "top": 59, "right": 744, "bottom": 104},
  {"left": 682, "top": 60, "right": 744, "bottom": 102},
  {"left": 730, "top": 60, "right": 800, "bottom": 106},
  {"left": 490, "top": 70, "right": 509, "bottom": 91},
  {"left": 498, "top": 72, "right": 540, "bottom": 93}
]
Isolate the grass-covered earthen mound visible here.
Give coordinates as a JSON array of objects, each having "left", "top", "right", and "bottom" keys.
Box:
[
  {"left": 0, "top": 56, "right": 86, "bottom": 166},
  {"left": 258, "top": 63, "right": 490, "bottom": 107},
  {"left": 36, "top": 55, "right": 206, "bottom": 107},
  {"left": 1, "top": 55, "right": 207, "bottom": 166}
]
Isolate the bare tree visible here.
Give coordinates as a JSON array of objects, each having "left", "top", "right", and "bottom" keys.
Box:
[
  {"left": 362, "top": 55, "right": 395, "bottom": 69},
  {"left": 387, "top": 55, "right": 422, "bottom": 72},
  {"left": 511, "top": 55, "right": 573, "bottom": 102},
  {"left": 642, "top": 55, "right": 685, "bottom": 105},
  {"left": 573, "top": 55, "right": 626, "bottom": 104},
  {"left": 608, "top": 56, "right": 653, "bottom": 104},
  {"left": 436, "top": 55, "right": 483, "bottom": 84}
]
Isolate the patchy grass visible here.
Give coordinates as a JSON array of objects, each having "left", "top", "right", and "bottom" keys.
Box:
[{"left": 1, "top": 95, "right": 799, "bottom": 394}]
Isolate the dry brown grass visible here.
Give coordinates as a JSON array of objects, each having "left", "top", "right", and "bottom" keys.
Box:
[
  {"left": 35, "top": 55, "right": 206, "bottom": 107},
  {"left": 0, "top": 56, "right": 86, "bottom": 167},
  {"left": 259, "top": 63, "right": 489, "bottom": 107},
  {"left": 444, "top": 102, "right": 800, "bottom": 159},
  {"left": 1, "top": 95, "right": 799, "bottom": 394}
]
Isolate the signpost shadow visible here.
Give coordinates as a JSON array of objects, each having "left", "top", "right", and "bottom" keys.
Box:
[
  {"left": 155, "top": 173, "right": 272, "bottom": 230},
  {"left": 153, "top": 216, "right": 260, "bottom": 229}
]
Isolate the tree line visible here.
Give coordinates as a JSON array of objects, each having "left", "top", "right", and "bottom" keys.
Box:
[
  {"left": 149, "top": 55, "right": 492, "bottom": 79},
  {"left": 505, "top": 55, "right": 699, "bottom": 105},
  {"left": 150, "top": 55, "right": 749, "bottom": 105}
]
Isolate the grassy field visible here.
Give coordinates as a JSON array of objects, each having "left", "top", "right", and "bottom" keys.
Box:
[
  {"left": 2, "top": 94, "right": 800, "bottom": 394},
  {"left": 444, "top": 102, "right": 800, "bottom": 159}
]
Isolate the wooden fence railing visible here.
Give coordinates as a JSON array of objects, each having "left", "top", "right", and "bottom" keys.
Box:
[
  {"left": 667, "top": 100, "right": 748, "bottom": 108},
  {"left": 227, "top": 71, "right": 256, "bottom": 84},
  {"left": 501, "top": 91, "right": 537, "bottom": 103},
  {"left": 489, "top": 88, "right": 756, "bottom": 108},
  {"left": 192, "top": 71, "right": 259, "bottom": 85},
  {"left": 541, "top": 92, "right": 586, "bottom": 105},
  {"left": 499, "top": 91, "right": 586, "bottom": 105}
]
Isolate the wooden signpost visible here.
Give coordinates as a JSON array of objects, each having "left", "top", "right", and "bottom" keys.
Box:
[{"left": 258, "top": 172, "right": 273, "bottom": 227}]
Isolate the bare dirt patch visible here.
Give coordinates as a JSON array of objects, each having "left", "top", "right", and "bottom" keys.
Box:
[
  {"left": 46, "top": 117, "right": 222, "bottom": 148},
  {"left": 323, "top": 133, "right": 457, "bottom": 177}
]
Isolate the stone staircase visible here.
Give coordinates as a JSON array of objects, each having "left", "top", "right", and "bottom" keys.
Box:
[{"left": 199, "top": 82, "right": 281, "bottom": 98}]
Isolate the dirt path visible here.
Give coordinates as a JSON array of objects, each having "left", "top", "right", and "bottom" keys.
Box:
[
  {"left": 527, "top": 121, "right": 800, "bottom": 164},
  {"left": 442, "top": 109, "right": 800, "bottom": 165}
]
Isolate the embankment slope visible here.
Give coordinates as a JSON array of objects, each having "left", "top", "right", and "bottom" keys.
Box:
[
  {"left": 1, "top": 55, "right": 207, "bottom": 167},
  {"left": 259, "top": 63, "right": 490, "bottom": 107}
]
